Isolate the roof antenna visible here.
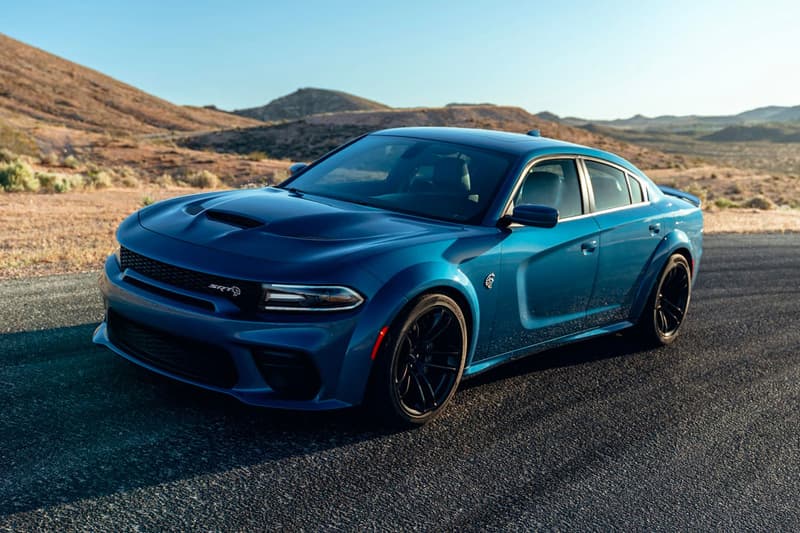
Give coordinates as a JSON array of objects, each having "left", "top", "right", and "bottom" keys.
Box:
[{"left": 527, "top": 129, "right": 541, "bottom": 137}]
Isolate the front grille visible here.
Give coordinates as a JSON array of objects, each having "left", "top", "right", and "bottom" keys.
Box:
[
  {"left": 107, "top": 310, "right": 238, "bottom": 388},
  {"left": 120, "top": 247, "right": 261, "bottom": 310}
]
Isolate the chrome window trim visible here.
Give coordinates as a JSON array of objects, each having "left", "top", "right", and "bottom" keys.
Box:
[
  {"left": 501, "top": 154, "right": 654, "bottom": 228},
  {"left": 501, "top": 154, "right": 588, "bottom": 220},
  {"left": 579, "top": 156, "right": 654, "bottom": 215},
  {"left": 625, "top": 172, "right": 648, "bottom": 203}
]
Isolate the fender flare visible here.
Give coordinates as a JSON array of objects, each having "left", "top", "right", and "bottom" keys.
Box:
[
  {"left": 333, "top": 262, "right": 480, "bottom": 406},
  {"left": 629, "top": 229, "right": 696, "bottom": 322}
]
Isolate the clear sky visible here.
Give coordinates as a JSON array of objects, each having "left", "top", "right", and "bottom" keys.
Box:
[{"left": 3, "top": 0, "right": 798, "bottom": 119}]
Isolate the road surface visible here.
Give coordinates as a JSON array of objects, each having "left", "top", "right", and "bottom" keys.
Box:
[{"left": 1, "top": 234, "right": 799, "bottom": 530}]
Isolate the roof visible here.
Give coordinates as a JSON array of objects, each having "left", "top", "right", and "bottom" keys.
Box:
[{"left": 372, "top": 126, "right": 642, "bottom": 175}]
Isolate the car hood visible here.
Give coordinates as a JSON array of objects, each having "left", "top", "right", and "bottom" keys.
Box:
[{"left": 137, "top": 187, "right": 464, "bottom": 266}]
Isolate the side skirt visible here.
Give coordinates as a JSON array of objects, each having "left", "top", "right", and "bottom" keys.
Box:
[{"left": 463, "top": 320, "right": 634, "bottom": 378}]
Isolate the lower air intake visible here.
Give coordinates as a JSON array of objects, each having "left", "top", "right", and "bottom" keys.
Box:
[{"left": 107, "top": 310, "right": 238, "bottom": 388}]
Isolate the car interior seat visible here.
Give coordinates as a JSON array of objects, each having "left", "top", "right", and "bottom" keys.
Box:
[
  {"left": 432, "top": 157, "right": 471, "bottom": 194},
  {"left": 592, "top": 176, "right": 629, "bottom": 211},
  {"left": 517, "top": 171, "right": 561, "bottom": 208}
]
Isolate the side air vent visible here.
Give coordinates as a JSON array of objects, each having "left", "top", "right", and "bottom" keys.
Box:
[{"left": 205, "top": 210, "right": 263, "bottom": 229}]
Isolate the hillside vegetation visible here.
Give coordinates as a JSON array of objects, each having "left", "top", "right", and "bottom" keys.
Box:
[
  {"left": 0, "top": 33, "right": 287, "bottom": 189},
  {"left": 182, "top": 105, "right": 688, "bottom": 170}
]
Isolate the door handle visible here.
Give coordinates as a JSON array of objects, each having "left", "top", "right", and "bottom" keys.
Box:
[
  {"left": 581, "top": 240, "right": 598, "bottom": 255},
  {"left": 649, "top": 223, "right": 661, "bottom": 235}
]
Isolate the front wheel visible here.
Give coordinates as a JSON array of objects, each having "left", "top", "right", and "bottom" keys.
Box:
[
  {"left": 638, "top": 254, "right": 692, "bottom": 346},
  {"left": 366, "top": 293, "right": 468, "bottom": 427}
]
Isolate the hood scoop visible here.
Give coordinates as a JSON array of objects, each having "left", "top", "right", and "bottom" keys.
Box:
[{"left": 205, "top": 209, "right": 264, "bottom": 229}]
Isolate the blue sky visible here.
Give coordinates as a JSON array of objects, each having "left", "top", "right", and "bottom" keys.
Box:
[{"left": 3, "top": 0, "right": 798, "bottom": 119}]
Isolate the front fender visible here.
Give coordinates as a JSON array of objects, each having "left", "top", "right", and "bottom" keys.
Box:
[
  {"left": 332, "top": 262, "right": 480, "bottom": 406},
  {"left": 629, "top": 229, "right": 696, "bottom": 322}
]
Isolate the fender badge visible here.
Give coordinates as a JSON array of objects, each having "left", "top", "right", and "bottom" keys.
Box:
[
  {"left": 207, "top": 283, "right": 242, "bottom": 297},
  {"left": 484, "top": 273, "right": 495, "bottom": 290}
]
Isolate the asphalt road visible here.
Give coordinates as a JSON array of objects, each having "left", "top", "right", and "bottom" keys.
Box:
[{"left": 1, "top": 234, "right": 799, "bottom": 531}]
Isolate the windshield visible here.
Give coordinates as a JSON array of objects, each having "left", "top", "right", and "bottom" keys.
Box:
[{"left": 281, "top": 134, "right": 516, "bottom": 224}]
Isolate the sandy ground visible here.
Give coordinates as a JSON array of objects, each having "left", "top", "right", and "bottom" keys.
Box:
[{"left": 1, "top": 189, "right": 797, "bottom": 280}]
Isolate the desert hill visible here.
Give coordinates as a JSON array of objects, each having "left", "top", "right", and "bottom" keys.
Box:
[
  {"left": 0, "top": 33, "right": 261, "bottom": 135},
  {"left": 700, "top": 124, "right": 800, "bottom": 143},
  {"left": 233, "top": 88, "right": 390, "bottom": 122},
  {"left": 557, "top": 105, "right": 800, "bottom": 132},
  {"left": 182, "top": 105, "right": 685, "bottom": 170}
]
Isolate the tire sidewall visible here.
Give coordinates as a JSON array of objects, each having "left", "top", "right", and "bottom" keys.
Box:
[
  {"left": 649, "top": 254, "right": 692, "bottom": 345},
  {"left": 371, "top": 293, "right": 468, "bottom": 426}
]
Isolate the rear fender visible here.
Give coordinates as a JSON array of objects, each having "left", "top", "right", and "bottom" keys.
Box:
[{"left": 629, "top": 229, "right": 695, "bottom": 322}]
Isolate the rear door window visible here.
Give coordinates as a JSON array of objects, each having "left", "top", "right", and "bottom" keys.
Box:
[{"left": 585, "top": 160, "right": 631, "bottom": 211}]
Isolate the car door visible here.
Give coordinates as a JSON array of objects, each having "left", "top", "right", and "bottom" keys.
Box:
[
  {"left": 483, "top": 158, "right": 601, "bottom": 358},
  {"left": 582, "top": 158, "right": 666, "bottom": 327}
]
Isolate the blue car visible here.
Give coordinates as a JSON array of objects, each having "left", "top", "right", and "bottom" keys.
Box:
[{"left": 94, "top": 127, "right": 703, "bottom": 425}]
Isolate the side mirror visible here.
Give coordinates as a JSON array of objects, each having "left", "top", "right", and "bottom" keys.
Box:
[
  {"left": 289, "top": 162, "right": 308, "bottom": 176},
  {"left": 504, "top": 204, "right": 559, "bottom": 228}
]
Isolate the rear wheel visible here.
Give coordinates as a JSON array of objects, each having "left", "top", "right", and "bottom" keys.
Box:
[
  {"left": 638, "top": 254, "right": 692, "bottom": 346},
  {"left": 367, "top": 293, "right": 467, "bottom": 427}
]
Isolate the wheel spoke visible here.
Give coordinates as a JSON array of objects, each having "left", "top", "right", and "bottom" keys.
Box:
[
  {"left": 423, "top": 361, "right": 459, "bottom": 373},
  {"left": 425, "top": 311, "right": 453, "bottom": 343},
  {"left": 662, "top": 305, "right": 680, "bottom": 326},
  {"left": 399, "top": 373, "right": 412, "bottom": 397},
  {"left": 395, "top": 361, "right": 409, "bottom": 384},
  {"left": 661, "top": 297, "right": 683, "bottom": 319},
  {"left": 429, "top": 350, "right": 460, "bottom": 357},
  {"left": 416, "top": 370, "right": 439, "bottom": 408},
  {"left": 408, "top": 371, "right": 428, "bottom": 409},
  {"left": 657, "top": 309, "right": 669, "bottom": 332}
]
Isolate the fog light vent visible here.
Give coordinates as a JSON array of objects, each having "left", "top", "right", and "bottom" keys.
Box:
[{"left": 252, "top": 348, "right": 321, "bottom": 400}]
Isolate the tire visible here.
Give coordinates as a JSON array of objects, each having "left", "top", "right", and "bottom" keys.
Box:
[
  {"left": 366, "top": 293, "right": 468, "bottom": 427},
  {"left": 638, "top": 254, "right": 692, "bottom": 346}
]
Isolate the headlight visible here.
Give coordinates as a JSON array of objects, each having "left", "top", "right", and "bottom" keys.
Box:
[{"left": 260, "top": 284, "right": 364, "bottom": 311}]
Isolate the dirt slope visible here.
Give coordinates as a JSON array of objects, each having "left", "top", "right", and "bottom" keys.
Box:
[{"left": 0, "top": 33, "right": 261, "bottom": 134}]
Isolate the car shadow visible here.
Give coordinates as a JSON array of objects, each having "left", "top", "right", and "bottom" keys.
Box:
[
  {"left": 0, "top": 322, "right": 650, "bottom": 516},
  {"left": 462, "top": 330, "right": 654, "bottom": 389}
]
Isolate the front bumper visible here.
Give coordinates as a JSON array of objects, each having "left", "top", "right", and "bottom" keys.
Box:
[{"left": 93, "top": 255, "right": 371, "bottom": 410}]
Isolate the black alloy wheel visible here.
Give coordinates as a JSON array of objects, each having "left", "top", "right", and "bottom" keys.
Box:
[
  {"left": 367, "top": 293, "right": 467, "bottom": 426},
  {"left": 640, "top": 254, "right": 692, "bottom": 346}
]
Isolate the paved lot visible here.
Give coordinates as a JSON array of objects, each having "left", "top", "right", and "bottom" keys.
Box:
[{"left": 1, "top": 234, "right": 799, "bottom": 531}]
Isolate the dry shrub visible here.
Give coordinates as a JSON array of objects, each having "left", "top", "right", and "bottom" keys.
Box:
[
  {"left": 120, "top": 175, "right": 140, "bottom": 188},
  {"left": 85, "top": 170, "right": 113, "bottom": 189},
  {"left": 741, "top": 195, "right": 775, "bottom": 210},
  {"left": 714, "top": 197, "right": 738, "bottom": 209},
  {"left": 0, "top": 147, "right": 17, "bottom": 163},
  {"left": 187, "top": 170, "right": 219, "bottom": 188},
  {"left": 0, "top": 160, "right": 39, "bottom": 192},
  {"left": 36, "top": 172, "right": 85, "bottom": 193},
  {"left": 154, "top": 173, "right": 175, "bottom": 188},
  {"left": 63, "top": 154, "right": 80, "bottom": 168},
  {"left": 41, "top": 152, "right": 60, "bottom": 166}
]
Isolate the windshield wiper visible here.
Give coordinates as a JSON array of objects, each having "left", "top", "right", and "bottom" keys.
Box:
[{"left": 285, "top": 187, "right": 304, "bottom": 196}]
